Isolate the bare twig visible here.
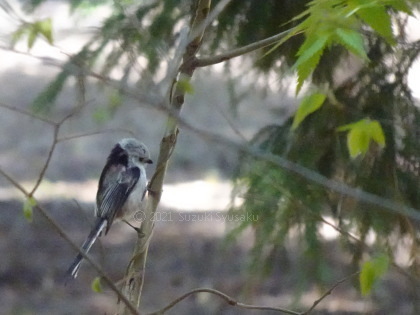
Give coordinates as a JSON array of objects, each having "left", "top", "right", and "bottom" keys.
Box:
[
  {"left": 0, "top": 101, "right": 55, "bottom": 125},
  {"left": 0, "top": 98, "right": 140, "bottom": 313},
  {"left": 187, "top": 0, "right": 233, "bottom": 47},
  {"left": 0, "top": 167, "right": 139, "bottom": 315},
  {"left": 29, "top": 104, "right": 84, "bottom": 196},
  {"left": 0, "top": 168, "right": 28, "bottom": 196},
  {"left": 147, "top": 288, "right": 300, "bottom": 315},
  {"left": 147, "top": 271, "right": 359, "bottom": 315},
  {"left": 174, "top": 120, "right": 420, "bottom": 222},
  {"left": 29, "top": 125, "right": 58, "bottom": 196},
  {"left": 213, "top": 101, "right": 248, "bottom": 141},
  {"left": 302, "top": 271, "right": 360, "bottom": 314},
  {"left": 57, "top": 128, "right": 136, "bottom": 143},
  {"left": 196, "top": 29, "right": 292, "bottom": 67}
]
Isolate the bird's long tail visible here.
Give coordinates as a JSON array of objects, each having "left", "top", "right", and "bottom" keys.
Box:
[{"left": 65, "top": 218, "right": 107, "bottom": 280}]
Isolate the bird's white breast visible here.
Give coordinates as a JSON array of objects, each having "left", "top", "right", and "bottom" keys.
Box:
[{"left": 120, "top": 165, "right": 147, "bottom": 219}]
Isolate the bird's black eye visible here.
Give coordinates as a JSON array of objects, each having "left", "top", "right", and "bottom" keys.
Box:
[{"left": 139, "top": 157, "right": 153, "bottom": 164}]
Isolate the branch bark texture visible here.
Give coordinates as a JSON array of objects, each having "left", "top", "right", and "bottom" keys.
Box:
[{"left": 118, "top": 1, "right": 212, "bottom": 313}]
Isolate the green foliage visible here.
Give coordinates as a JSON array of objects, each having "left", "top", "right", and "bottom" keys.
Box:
[
  {"left": 32, "top": 70, "right": 70, "bottom": 113},
  {"left": 232, "top": 23, "right": 420, "bottom": 285},
  {"left": 91, "top": 277, "right": 103, "bottom": 293},
  {"left": 338, "top": 119, "right": 385, "bottom": 158},
  {"left": 360, "top": 254, "right": 389, "bottom": 296},
  {"left": 12, "top": 18, "right": 53, "bottom": 50},
  {"left": 230, "top": 0, "right": 420, "bottom": 280},
  {"left": 23, "top": 197, "right": 37, "bottom": 223},
  {"left": 292, "top": 92, "right": 326, "bottom": 129},
  {"left": 351, "top": 0, "right": 395, "bottom": 45},
  {"left": 23, "top": 0, "right": 412, "bottom": 109},
  {"left": 268, "top": 0, "right": 407, "bottom": 93},
  {"left": 177, "top": 78, "right": 195, "bottom": 95},
  {"left": 334, "top": 28, "right": 367, "bottom": 59}
]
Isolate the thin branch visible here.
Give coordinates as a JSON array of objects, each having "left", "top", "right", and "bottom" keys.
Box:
[
  {"left": 29, "top": 125, "right": 58, "bottom": 196},
  {"left": 57, "top": 128, "right": 136, "bottom": 143},
  {"left": 196, "top": 29, "right": 291, "bottom": 67},
  {"left": 0, "top": 167, "right": 139, "bottom": 315},
  {"left": 0, "top": 100, "right": 139, "bottom": 313},
  {"left": 0, "top": 44, "right": 63, "bottom": 66},
  {"left": 155, "top": 0, "right": 233, "bottom": 90},
  {"left": 29, "top": 103, "right": 85, "bottom": 196},
  {"left": 302, "top": 271, "right": 360, "bottom": 314},
  {"left": 147, "top": 288, "right": 300, "bottom": 315},
  {"left": 0, "top": 101, "right": 55, "bottom": 125},
  {"left": 213, "top": 101, "right": 248, "bottom": 142},
  {"left": 149, "top": 271, "right": 359, "bottom": 315},
  {"left": 317, "top": 215, "right": 361, "bottom": 244},
  {"left": 187, "top": 0, "right": 233, "bottom": 47},
  {"left": 0, "top": 168, "right": 27, "bottom": 196},
  {"left": 174, "top": 119, "right": 420, "bottom": 222}
]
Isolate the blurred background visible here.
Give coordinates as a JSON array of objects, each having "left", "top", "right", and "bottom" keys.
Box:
[{"left": 0, "top": 1, "right": 419, "bottom": 314}]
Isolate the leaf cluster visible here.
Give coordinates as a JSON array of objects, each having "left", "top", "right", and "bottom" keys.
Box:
[
  {"left": 231, "top": 21, "right": 420, "bottom": 293},
  {"left": 269, "top": 0, "right": 412, "bottom": 92},
  {"left": 11, "top": 18, "right": 53, "bottom": 50}
]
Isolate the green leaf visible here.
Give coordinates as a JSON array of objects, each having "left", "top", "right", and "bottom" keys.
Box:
[
  {"left": 356, "top": 5, "right": 395, "bottom": 45},
  {"left": 366, "top": 120, "right": 386, "bottom": 147},
  {"left": 177, "top": 78, "right": 194, "bottom": 95},
  {"left": 27, "top": 27, "right": 38, "bottom": 49},
  {"left": 12, "top": 18, "right": 53, "bottom": 50},
  {"left": 91, "top": 277, "right": 103, "bottom": 293},
  {"left": 335, "top": 28, "right": 368, "bottom": 60},
  {"left": 347, "top": 126, "right": 369, "bottom": 158},
  {"left": 294, "top": 35, "right": 329, "bottom": 94},
  {"left": 23, "top": 197, "right": 37, "bottom": 223},
  {"left": 292, "top": 92, "right": 326, "bottom": 129},
  {"left": 338, "top": 119, "right": 386, "bottom": 158},
  {"left": 360, "top": 254, "right": 389, "bottom": 296},
  {"left": 35, "top": 18, "right": 54, "bottom": 45},
  {"left": 296, "top": 56, "right": 319, "bottom": 94},
  {"left": 360, "top": 260, "right": 375, "bottom": 296},
  {"left": 387, "top": 0, "right": 412, "bottom": 14},
  {"left": 295, "top": 34, "right": 330, "bottom": 69}
]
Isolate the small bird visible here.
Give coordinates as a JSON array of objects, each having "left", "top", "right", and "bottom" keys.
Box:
[{"left": 65, "top": 138, "right": 153, "bottom": 280}]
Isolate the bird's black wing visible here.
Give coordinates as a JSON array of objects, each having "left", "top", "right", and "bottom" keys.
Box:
[{"left": 96, "top": 163, "right": 140, "bottom": 233}]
